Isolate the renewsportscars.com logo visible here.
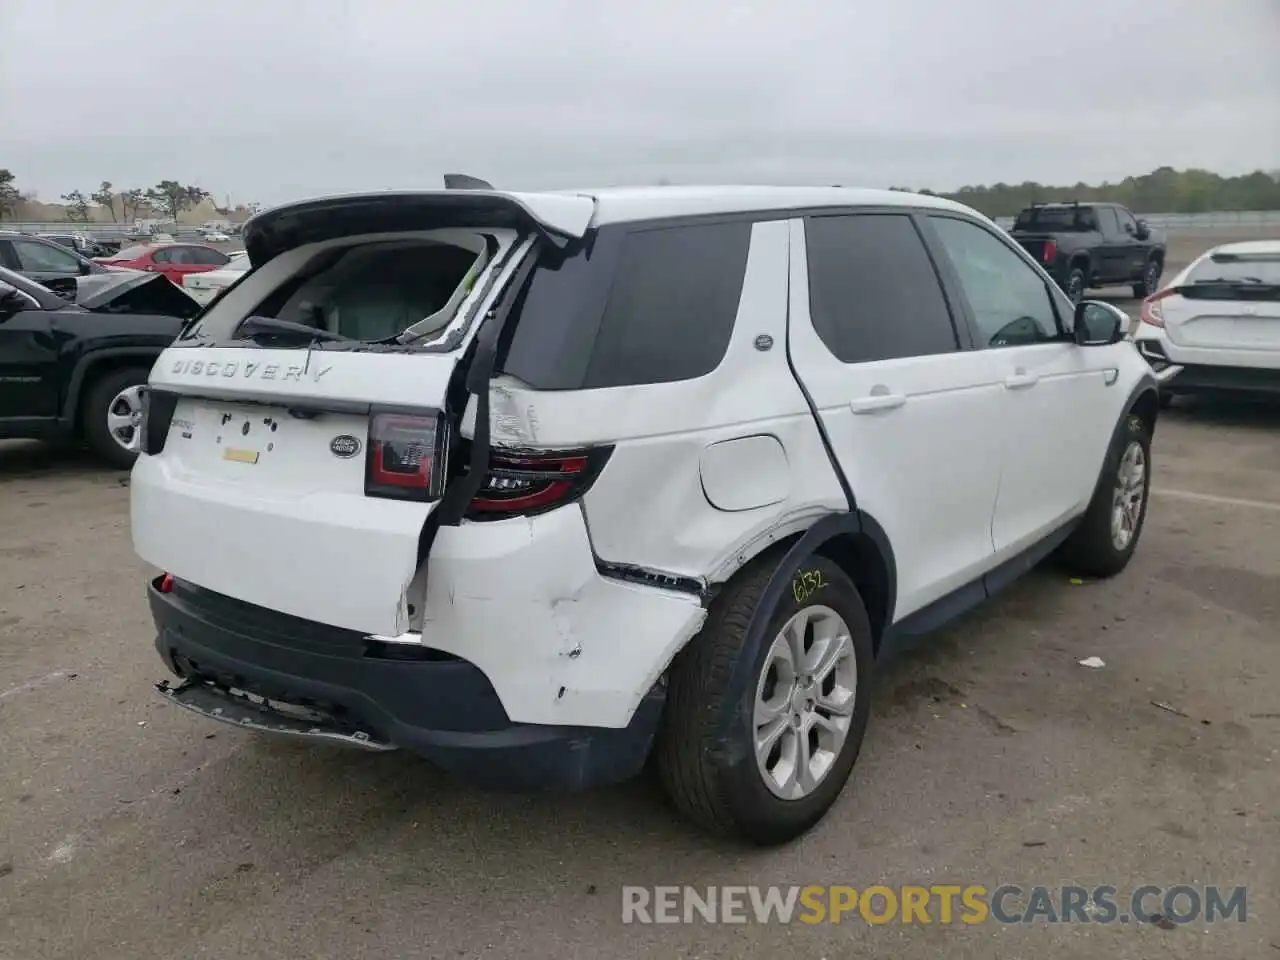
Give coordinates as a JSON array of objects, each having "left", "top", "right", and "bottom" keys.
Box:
[{"left": 621, "top": 884, "right": 1248, "bottom": 926}]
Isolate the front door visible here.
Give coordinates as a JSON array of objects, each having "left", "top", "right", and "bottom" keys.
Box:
[
  {"left": 0, "top": 282, "right": 60, "bottom": 422},
  {"left": 922, "top": 213, "right": 1118, "bottom": 560},
  {"left": 786, "top": 212, "right": 1005, "bottom": 621},
  {"left": 1112, "top": 208, "right": 1148, "bottom": 283}
]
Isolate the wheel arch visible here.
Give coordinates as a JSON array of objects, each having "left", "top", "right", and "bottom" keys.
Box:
[
  {"left": 61, "top": 349, "right": 161, "bottom": 429},
  {"left": 1125, "top": 376, "right": 1161, "bottom": 440},
  {"left": 706, "top": 509, "right": 897, "bottom": 750}
]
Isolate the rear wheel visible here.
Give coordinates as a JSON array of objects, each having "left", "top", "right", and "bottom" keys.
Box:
[
  {"left": 1133, "top": 258, "right": 1161, "bottom": 298},
  {"left": 1057, "top": 413, "right": 1152, "bottom": 578},
  {"left": 655, "top": 553, "right": 874, "bottom": 845},
  {"left": 82, "top": 366, "right": 150, "bottom": 470}
]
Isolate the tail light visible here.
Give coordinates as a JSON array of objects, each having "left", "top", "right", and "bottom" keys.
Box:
[
  {"left": 364, "top": 410, "right": 448, "bottom": 502},
  {"left": 465, "top": 447, "right": 613, "bottom": 520},
  {"left": 1042, "top": 239, "right": 1057, "bottom": 263},
  {"left": 1140, "top": 288, "right": 1175, "bottom": 327}
]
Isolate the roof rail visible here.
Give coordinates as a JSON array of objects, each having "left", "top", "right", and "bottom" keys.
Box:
[
  {"left": 443, "top": 173, "right": 494, "bottom": 191},
  {"left": 1029, "top": 199, "right": 1081, "bottom": 208}
]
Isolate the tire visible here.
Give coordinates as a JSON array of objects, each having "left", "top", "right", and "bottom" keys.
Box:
[
  {"left": 1064, "top": 266, "right": 1087, "bottom": 305},
  {"left": 1132, "top": 258, "right": 1161, "bottom": 299},
  {"left": 1057, "top": 413, "right": 1152, "bottom": 578},
  {"left": 655, "top": 552, "right": 874, "bottom": 845},
  {"left": 81, "top": 366, "right": 150, "bottom": 470}
]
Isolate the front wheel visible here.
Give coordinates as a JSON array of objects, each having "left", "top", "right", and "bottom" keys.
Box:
[
  {"left": 82, "top": 366, "right": 151, "bottom": 470},
  {"left": 1057, "top": 413, "right": 1152, "bottom": 578},
  {"left": 655, "top": 553, "right": 874, "bottom": 845}
]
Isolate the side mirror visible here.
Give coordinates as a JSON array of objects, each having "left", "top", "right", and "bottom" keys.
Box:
[
  {"left": 1134, "top": 220, "right": 1150, "bottom": 240},
  {"left": 1074, "top": 300, "right": 1128, "bottom": 346}
]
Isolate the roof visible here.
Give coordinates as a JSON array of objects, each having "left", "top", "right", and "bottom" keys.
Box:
[
  {"left": 1206, "top": 239, "right": 1280, "bottom": 256},
  {"left": 245, "top": 186, "right": 983, "bottom": 253},
  {"left": 552, "top": 185, "right": 977, "bottom": 227}
]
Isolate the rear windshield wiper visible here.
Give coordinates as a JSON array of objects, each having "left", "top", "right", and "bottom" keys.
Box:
[{"left": 233, "top": 315, "right": 358, "bottom": 344}]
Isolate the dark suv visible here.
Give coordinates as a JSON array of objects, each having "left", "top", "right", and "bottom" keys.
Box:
[{"left": 1008, "top": 201, "right": 1166, "bottom": 303}]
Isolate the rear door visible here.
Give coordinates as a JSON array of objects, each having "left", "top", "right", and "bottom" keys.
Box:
[
  {"left": 786, "top": 211, "right": 1004, "bottom": 620},
  {"left": 922, "top": 213, "right": 1119, "bottom": 559},
  {"left": 1094, "top": 206, "right": 1126, "bottom": 282}
]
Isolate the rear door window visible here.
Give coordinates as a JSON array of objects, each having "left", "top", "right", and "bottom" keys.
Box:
[
  {"left": 499, "top": 220, "right": 752, "bottom": 389},
  {"left": 191, "top": 246, "right": 230, "bottom": 266},
  {"left": 803, "top": 213, "right": 960, "bottom": 363}
]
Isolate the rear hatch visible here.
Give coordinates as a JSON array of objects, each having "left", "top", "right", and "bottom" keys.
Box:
[
  {"left": 131, "top": 190, "right": 594, "bottom": 636},
  {"left": 1158, "top": 252, "right": 1280, "bottom": 362}
]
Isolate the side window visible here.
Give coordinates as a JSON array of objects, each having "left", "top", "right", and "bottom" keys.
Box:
[
  {"left": 0, "top": 240, "right": 19, "bottom": 270},
  {"left": 1115, "top": 208, "right": 1139, "bottom": 236},
  {"left": 1097, "top": 206, "right": 1121, "bottom": 237},
  {"left": 928, "top": 215, "right": 1062, "bottom": 348},
  {"left": 192, "top": 246, "right": 229, "bottom": 266},
  {"left": 581, "top": 220, "right": 751, "bottom": 388},
  {"left": 804, "top": 213, "right": 959, "bottom": 363},
  {"left": 151, "top": 248, "right": 174, "bottom": 264},
  {"left": 13, "top": 240, "right": 79, "bottom": 273}
]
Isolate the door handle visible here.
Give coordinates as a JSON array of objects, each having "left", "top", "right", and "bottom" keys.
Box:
[
  {"left": 1003, "top": 372, "right": 1039, "bottom": 390},
  {"left": 849, "top": 392, "right": 906, "bottom": 414}
]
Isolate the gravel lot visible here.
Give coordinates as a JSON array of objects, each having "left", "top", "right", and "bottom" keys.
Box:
[{"left": 1, "top": 227, "right": 1277, "bottom": 960}]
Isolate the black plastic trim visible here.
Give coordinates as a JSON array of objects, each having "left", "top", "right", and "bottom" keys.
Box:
[
  {"left": 149, "top": 577, "right": 664, "bottom": 790},
  {"left": 60, "top": 347, "right": 162, "bottom": 426},
  {"left": 878, "top": 516, "right": 1080, "bottom": 661},
  {"left": 712, "top": 511, "right": 865, "bottom": 746}
]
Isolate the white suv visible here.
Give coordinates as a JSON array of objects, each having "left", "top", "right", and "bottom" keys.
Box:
[{"left": 131, "top": 185, "right": 1159, "bottom": 844}]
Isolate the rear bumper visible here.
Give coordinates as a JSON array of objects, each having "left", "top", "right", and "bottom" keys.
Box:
[
  {"left": 1158, "top": 362, "right": 1280, "bottom": 397},
  {"left": 149, "top": 577, "right": 665, "bottom": 790}
]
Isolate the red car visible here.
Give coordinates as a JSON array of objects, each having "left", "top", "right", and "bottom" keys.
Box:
[{"left": 94, "top": 242, "right": 232, "bottom": 284}]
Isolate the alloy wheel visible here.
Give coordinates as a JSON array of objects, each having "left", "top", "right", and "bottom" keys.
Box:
[{"left": 754, "top": 604, "right": 858, "bottom": 800}]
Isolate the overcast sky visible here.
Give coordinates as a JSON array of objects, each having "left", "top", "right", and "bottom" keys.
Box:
[{"left": 3, "top": 0, "right": 1277, "bottom": 206}]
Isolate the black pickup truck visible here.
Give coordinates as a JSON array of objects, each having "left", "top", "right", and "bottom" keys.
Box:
[
  {"left": 0, "top": 265, "right": 201, "bottom": 468},
  {"left": 1008, "top": 201, "right": 1166, "bottom": 303}
]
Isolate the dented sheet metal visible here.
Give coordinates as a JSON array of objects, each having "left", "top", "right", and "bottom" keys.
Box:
[{"left": 410, "top": 505, "right": 705, "bottom": 728}]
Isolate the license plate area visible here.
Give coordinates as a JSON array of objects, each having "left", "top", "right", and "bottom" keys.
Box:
[{"left": 166, "top": 398, "right": 371, "bottom": 494}]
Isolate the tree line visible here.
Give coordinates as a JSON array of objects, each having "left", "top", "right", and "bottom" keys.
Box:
[
  {"left": 0, "top": 169, "right": 260, "bottom": 224},
  {"left": 5, "top": 164, "right": 1280, "bottom": 225},
  {"left": 890, "top": 166, "right": 1280, "bottom": 218}
]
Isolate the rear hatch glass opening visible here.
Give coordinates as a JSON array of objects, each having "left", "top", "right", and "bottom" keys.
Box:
[
  {"left": 1182, "top": 253, "right": 1280, "bottom": 297},
  {"left": 177, "top": 228, "right": 522, "bottom": 353}
]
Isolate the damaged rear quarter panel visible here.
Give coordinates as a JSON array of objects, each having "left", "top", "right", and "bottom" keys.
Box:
[
  {"left": 416, "top": 507, "right": 706, "bottom": 728},
  {"left": 479, "top": 218, "right": 848, "bottom": 587}
]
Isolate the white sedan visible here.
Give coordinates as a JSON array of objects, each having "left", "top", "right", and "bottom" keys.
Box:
[
  {"left": 1134, "top": 239, "right": 1280, "bottom": 405},
  {"left": 181, "top": 255, "right": 250, "bottom": 305}
]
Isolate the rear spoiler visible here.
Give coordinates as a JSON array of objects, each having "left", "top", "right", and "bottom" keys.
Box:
[{"left": 242, "top": 189, "right": 595, "bottom": 266}]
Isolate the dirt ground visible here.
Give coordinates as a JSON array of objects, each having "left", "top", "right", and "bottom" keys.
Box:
[{"left": 0, "top": 227, "right": 1277, "bottom": 960}]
